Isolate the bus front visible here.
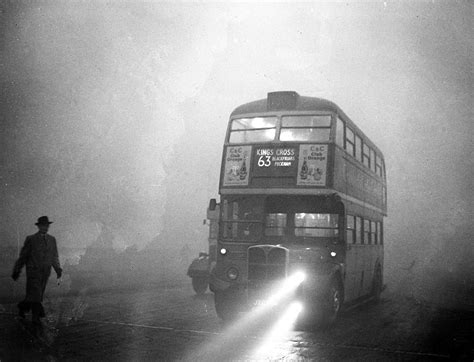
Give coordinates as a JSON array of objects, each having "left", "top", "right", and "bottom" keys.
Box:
[{"left": 209, "top": 92, "right": 346, "bottom": 324}]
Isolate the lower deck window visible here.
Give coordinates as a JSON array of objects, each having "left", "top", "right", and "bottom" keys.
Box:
[
  {"left": 364, "top": 219, "right": 371, "bottom": 244},
  {"left": 371, "top": 221, "right": 377, "bottom": 244},
  {"left": 264, "top": 212, "right": 339, "bottom": 237},
  {"left": 265, "top": 213, "right": 287, "bottom": 236},
  {"left": 346, "top": 215, "right": 355, "bottom": 243},
  {"left": 221, "top": 196, "right": 344, "bottom": 242},
  {"left": 355, "top": 216, "right": 362, "bottom": 244},
  {"left": 294, "top": 213, "right": 339, "bottom": 237}
]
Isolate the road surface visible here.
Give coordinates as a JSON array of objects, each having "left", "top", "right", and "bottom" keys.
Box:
[{"left": 0, "top": 280, "right": 472, "bottom": 361}]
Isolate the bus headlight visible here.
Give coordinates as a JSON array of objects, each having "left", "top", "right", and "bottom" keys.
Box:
[
  {"left": 291, "top": 270, "right": 306, "bottom": 284},
  {"left": 226, "top": 267, "right": 239, "bottom": 280}
]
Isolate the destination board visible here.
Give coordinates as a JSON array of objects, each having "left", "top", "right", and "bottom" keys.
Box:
[{"left": 252, "top": 146, "right": 298, "bottom": 178}]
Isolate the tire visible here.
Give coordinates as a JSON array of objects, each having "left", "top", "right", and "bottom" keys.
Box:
[
  {"left": 372, "top": 267, "right": 383, "bottom": 302},
  {"left": 192, "top": 277, "right": 208, "bottom": 295}
]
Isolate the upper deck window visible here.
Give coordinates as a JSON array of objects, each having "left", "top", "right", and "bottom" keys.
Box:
[
  {"left": 229, "top": 117, "right": 277, "bottom": 143},
  {"left": 336, "top": 117, "right": 344, "bottom": 148},
  {"left": 376, "top": 154, "right": 383, "bottom": 177},
  {"left": 370, "top": 149, "right": 376, "bottom": 172},
  {"left": 363, "top": 143, "right": 370, "bottom": 168},
  {"left": 355, "top": 135, "right": 362, "bottom": 161},
  {"left": 346, "top": 128, "right": 355, "bottom": 156},
  {"left": 280, "top": 115, "right": 331, "bottom": 142}
]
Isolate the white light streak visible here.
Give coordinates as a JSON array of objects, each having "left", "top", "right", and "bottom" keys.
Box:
[
  {"left": 253, "top": 301, "right": 303, "bottom": 358},
  {"left": 267, "top": 271, "right": 306, "bottom": 305}
]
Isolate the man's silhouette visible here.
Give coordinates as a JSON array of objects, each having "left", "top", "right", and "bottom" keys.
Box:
[{"left": 12, "top": 216, "right": 62, "bottom": 324}]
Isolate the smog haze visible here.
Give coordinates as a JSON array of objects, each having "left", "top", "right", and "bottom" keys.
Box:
[{"left": 1, "top": 2, "right": 472, "bottom": 305}]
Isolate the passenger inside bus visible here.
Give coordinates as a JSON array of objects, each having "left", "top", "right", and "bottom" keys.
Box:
[{"left": 243, "top": 206, "right": 263, "bottom": 238}]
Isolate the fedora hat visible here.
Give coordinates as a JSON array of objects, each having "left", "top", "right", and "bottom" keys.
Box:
[{"left": 35, "top": 216, "right": 53, "bottom": 225}]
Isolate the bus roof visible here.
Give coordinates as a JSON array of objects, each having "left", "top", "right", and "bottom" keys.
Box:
[
  {"left": 230, "top": 91, "right": 338, "bottom": 116},
  {"left": 230, "top": 91, "right": 384, "bottom": 157}
]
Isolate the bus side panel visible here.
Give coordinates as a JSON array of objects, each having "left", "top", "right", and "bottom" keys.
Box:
[
  {"left": 345, "top": 244, "right": 383, "bottom": 301},
  {"left": 344, "top": 244, "right": 363, "bottom": 301},
  {"left": 363, "top": 245, "right": 375, "bottom": 295},
  {"left": 366, "top": 244, "right": 384, "bottom": 295},
  {"left": 333, "top": 146, "right": 347, "bottom": 195},
  {"left": 333, "top": 147, "right": 384, "bottom": 211}
]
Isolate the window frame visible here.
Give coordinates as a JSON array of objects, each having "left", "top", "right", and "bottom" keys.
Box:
[
  {"left": 279, "top": 115, "right": 332, "bottom": 142},
  {"left": 336, "top": 117, "right": 345, "bottom": 148},
  {"left": 264, "top": 213, "right": 287, "bottom": 236},
  {"left": 378, "top": 221, "right": 383, "bottom": 245},
  {"left": 345, "top": 127, "right": 355, "bottom": 157},
  {"left": 355, "top": 134, "right": 362, "bottom": 162},
  {"left": 346, "top": 215, "right": 355, "bottom": 244},
  {"left": 370, "top": 149, "right": 376, "bottom": 172},
  {"left": 375, "top": 154, "right": 383, "bottom": 177},
  {"left": 363, "top": 143, "right": 370, "bottom": 168},
  {"left": 370, "top": 220, "right": 377, "bottom": 244},
  {"left": 355, "top": 216, "right": 362, "bottom": 244},
  {"left": 363, "top": 218, "right": 371, "bottom": 244},
  {"left": 228, "top": 116, "right": 278, "bottom": 143},
  {"left": 293, "top": 213, "right": 340, "bottom": 238}
]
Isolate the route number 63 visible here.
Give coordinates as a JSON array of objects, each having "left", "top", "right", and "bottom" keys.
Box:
[{"left": 258, "top": 156, "right": 271, "bottom": 167}]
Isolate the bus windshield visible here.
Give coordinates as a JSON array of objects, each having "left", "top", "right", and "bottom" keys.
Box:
[
  {"left": 266, "top": 212, "right": 338, "bottom": 237},
  {"left": 221, "top": 196, "right": 340, "bottom": 242},
  {"left": 229, "top": 117, "right": 277, "bottom": 143},
  {"left": 228, "top": 115, "right": 332, "bottom": 143},
  {"left": 280, "top": 115, "right": 331, "bottom": 142}
]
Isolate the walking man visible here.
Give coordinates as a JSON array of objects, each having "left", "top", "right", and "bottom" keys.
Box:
[{"left": 12, "top": 216, "right": 62, "bottom": 324}]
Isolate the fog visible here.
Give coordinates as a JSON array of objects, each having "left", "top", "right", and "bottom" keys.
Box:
[{"left": 1, "top": 2, "right": 472, "bottom": 305}]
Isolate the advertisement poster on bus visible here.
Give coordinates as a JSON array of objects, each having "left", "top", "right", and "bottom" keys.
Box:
[
  {"left": 223, "top": 146, "right": 251, "bottom": 186},
  {"left": 297, "top": 144, "right": 328, "bottom": 186}
]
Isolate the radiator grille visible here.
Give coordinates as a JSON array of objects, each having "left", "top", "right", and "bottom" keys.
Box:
[{"left": 247, "top": 245, "right": 288, "bottom": 281}]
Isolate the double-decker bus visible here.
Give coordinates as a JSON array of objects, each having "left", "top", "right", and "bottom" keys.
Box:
[{"left": 208, "top": 91, "right": 387, "bottom": 324}]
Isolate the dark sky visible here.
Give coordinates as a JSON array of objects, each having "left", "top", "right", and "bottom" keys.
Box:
[{"left": 1, "top": 2, "right": 472, "bottom": 291}]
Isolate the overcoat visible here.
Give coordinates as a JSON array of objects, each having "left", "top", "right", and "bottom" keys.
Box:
[{"left": 13, "top": 232, "right": 62, "bottom": 303}]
